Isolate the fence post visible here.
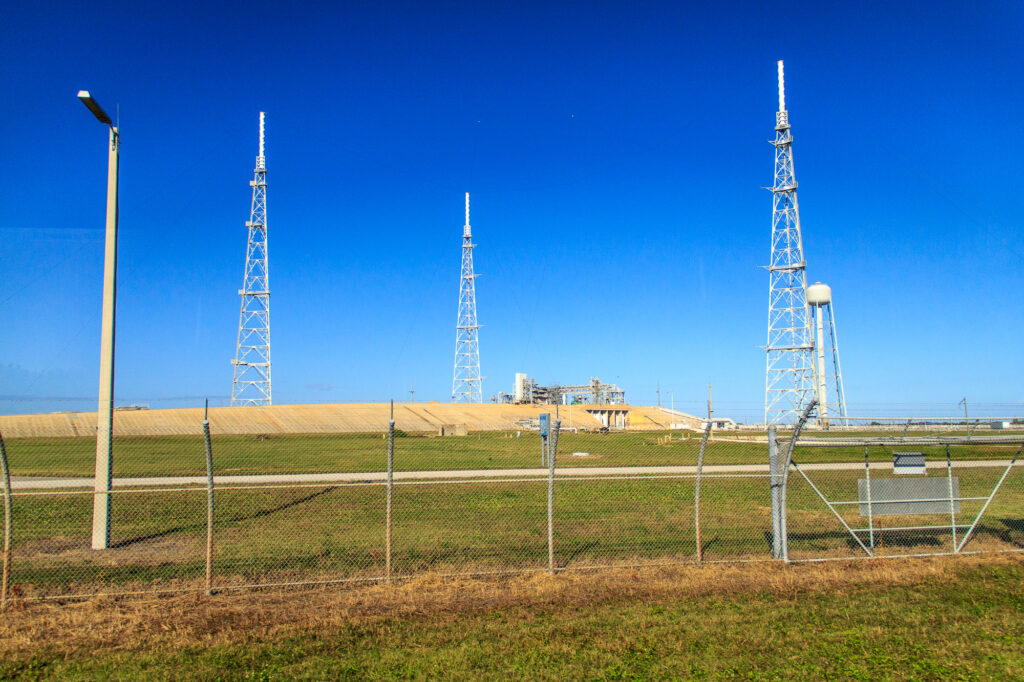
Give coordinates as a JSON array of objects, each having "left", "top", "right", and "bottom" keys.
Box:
[
  {"left": 694, "top": 420, "right": 712, "bottom": 564},
  {"left": 0, "top": 430, "right": 11, "bottom": 607},
  {"left": 768, "top": 426, "right": 784, "bottom": 560},
  {"left": 548, "top": 419, "right": 561, "bottom": 575},
  {"left": 946, "top": 444, "right": 957, "bottom": 552},
  {"left": 203, "top": 414, "right": 214, "bottom": 596},
  {"left": 778, "top": 399, "right": 818, "bottom": 563},
  {"left": 864, "top": 446, "right": 874, "bottom": 550},
  {"left": 386, "top": 402, "right": 394, "bottom": 582}
]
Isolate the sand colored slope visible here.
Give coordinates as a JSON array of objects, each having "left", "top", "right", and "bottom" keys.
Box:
[{"left": 0, "top": 402, "right": 701, "bottom": 438}]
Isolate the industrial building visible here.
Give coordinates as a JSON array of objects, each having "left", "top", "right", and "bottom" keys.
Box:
[{"left": 496, "top": 374, "right": 626, "bottom": 406}]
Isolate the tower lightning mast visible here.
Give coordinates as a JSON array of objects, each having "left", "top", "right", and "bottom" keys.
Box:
[
  {"left": 452, "top": 192, "right": 483, "bottom": 402},
  {"left": 764, "top": 61, "right": 815, "bottom": 424},
  {"left": 231, "top": 112, "right": 271, "bottom": 405}
]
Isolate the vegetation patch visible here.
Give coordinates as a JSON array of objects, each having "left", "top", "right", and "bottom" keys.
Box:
[{"left": 0, "top": 555, "right": 1022, "bottom": 679}]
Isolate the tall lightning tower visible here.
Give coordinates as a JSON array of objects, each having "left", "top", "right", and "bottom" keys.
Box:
[
  {"left": 230, "top": 112, "right": 271, "bottom": 406},
  {"left": 764, "top": 61, "right": 815, "bottom": 424},
  {"left": 452, "top": 192, "right": 483, "bottom": 402}
]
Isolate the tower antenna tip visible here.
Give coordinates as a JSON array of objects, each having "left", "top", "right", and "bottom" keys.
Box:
[
  {"left": 258, "top": 111, "right": 266, "bottom": 160},
  {"left": 776, "top": 61, "right": 786, "bottom": 113}
]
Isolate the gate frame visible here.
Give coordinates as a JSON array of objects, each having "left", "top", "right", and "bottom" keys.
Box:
[{"left": 778, "top": 410, "right": 1024, "bottom": 560}]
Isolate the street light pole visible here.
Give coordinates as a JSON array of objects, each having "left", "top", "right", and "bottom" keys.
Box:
[{"left": 78, "top": 91, "right": 119, "bottom": 550}]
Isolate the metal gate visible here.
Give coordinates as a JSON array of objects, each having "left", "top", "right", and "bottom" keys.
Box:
[{"left": 772, "top": 405, "right": 1024, "bottom": 561}]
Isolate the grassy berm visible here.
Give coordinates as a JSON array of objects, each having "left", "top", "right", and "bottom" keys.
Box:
[{"left": 1, "top": 555, "right": 1023, "bottom": 680}]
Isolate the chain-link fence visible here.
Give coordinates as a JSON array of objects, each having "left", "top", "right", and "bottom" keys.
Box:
[{"left": 1, "top": 406, "right": 1022, "bottom": 602}]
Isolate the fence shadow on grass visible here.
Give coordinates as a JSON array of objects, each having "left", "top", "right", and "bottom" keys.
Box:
[
  {"left": 699, "top": 536, "right": 721, "bottom": 558},
  {"left": 786, "top": 529, "right": 946, "bottom": 554},
  {"left": 986, "top": 518, "right": 1024, "bottom": 549},
  {"left": 235, "top": 487, "right": 335, "bottom": 522},
  {"left": 561, "top": 540, "right": 601, "bottom": 566},
  {"left": 112, "top": 487, "right": 337, "bottom": 550}
]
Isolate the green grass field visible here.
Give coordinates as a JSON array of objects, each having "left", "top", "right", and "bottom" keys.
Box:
[
  {"left": 5, "top": 430, "right": 1021, "bottom": 477},
  {"left": 4, "top": 430, "right": 1024, "bottom": 598},
  {"left": 2, "top": 557, "right": 1023, "bottom": 679}
]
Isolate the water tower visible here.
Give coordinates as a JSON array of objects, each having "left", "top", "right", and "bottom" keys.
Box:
[{"left": 805, "top": 282, "right": 847, "bottom": 425}]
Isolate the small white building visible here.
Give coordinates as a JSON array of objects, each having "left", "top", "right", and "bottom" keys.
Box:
[{"left": 701, "top": 418, "right": 737, "bottom": 430}]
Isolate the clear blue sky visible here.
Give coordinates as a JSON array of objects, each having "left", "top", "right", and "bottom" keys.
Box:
[{"left": 1, "top": 0, "right": 1022, "bottom": 421}]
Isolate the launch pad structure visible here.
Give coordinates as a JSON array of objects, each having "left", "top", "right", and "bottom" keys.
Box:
[{"left": 499, "top": 374, "right": 626, "bottom": 405}]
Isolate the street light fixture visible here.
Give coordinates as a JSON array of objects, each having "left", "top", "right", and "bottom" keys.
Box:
[
  {"left": 77, "top": 91, "right": 112, "bottom": 125},
  {"left": 78, "top": 90, "right": 119, "bottom": 550}
]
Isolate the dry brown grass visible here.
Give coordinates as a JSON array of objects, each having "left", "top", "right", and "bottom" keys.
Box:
[{"left": 2, "top": 553, "right": 1020, "bottom": 660}]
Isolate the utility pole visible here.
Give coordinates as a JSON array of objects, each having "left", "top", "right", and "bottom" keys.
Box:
[
  {"left": 409, "top": 381, "right": 415, "bottom": 403},
  {"left": 707, "top": 384, "right": 713, "bottom": 422},
  {"left": 77, "top": 90, "right": 119, "bottom": 551},
  {"left": 656, "top": 380, "right": 661, "bottom": 407},
  {"left": 959, "top": 397, "right": 968, "bottom": 422}
]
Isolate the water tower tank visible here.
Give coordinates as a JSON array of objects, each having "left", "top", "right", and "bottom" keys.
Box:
[{"left": 806, "top": 282, "right": 832, "bottom": 306}]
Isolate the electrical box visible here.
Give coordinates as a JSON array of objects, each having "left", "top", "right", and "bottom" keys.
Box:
[
  {"left": 859, "top": 478, "right": 959, "bottom": 516},
  {"left": 893, "top": 452, "right": 926, "bottom": 475}
]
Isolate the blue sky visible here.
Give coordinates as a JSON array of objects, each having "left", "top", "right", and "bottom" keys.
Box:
[{"left": 1, "top": 0, "right": 1022, "bottom": 421}]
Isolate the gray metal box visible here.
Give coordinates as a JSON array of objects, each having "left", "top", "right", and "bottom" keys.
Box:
[
  {"left": 858, "top": 477, "right": 959, "bottom": 516},
  {"left": 893, "top": 452, "right": 926, "bottom": 475}
]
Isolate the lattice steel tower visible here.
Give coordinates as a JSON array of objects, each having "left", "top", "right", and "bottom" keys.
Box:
[
  {"left": 231, "top": 112, "right": 271, "bottom": 406},
  {"left": 764, "top": 61, "right": 815, "bottom": 424},
  {"left": 452, "top": 192, "right": 483, "bottom": 402}
]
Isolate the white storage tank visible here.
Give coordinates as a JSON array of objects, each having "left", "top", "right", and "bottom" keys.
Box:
[
  {"left": 514, "top": 373, "right": 528, "bottom": 402},
  {"left": 806, "top": 282, "right": 832, "bottom": 306}
]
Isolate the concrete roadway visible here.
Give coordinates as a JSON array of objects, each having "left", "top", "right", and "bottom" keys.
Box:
[{"left": 10, "top": 459, "right": 1021, "bottom": 490}]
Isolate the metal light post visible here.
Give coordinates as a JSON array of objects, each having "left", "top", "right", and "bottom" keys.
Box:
[{"left": 78, "top": 90, "right": 119, "bottom": 550}]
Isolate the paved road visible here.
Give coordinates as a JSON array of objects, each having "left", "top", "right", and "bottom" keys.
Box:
[
  {"left": 724, "top": 435, "right": 1024, "bottom": 446},
  {"left": 10, "top": 459, "right": 1021, "bottom": 490}
]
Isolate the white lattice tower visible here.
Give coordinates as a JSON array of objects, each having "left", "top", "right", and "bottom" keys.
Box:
[
  {"left": 764, "top": 62, "right": 815, "bottom": 424},
  {"left": 452, "top": 192, "right": 483, "bottom": 402},
  {"left": 231, "top": 112, "right": 271, "bottom": 405}
]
